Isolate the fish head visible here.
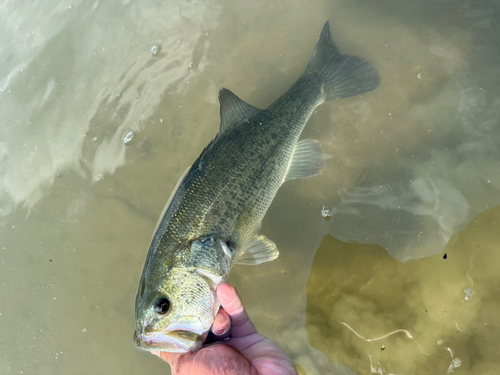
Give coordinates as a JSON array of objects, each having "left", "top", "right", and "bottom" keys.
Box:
[
  {"left": 133, "top": 267, "right": 217, "bottom": 352},
  {"left": 134, "top": 236, "right": 228, "bottom": 353}
]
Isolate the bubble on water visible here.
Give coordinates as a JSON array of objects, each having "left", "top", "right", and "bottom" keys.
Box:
[
  {"left": 464, "top": 288, "right": 474, "bottom": 300},
  {"left": 150, "top": 44, "right": 161, "bottom": 57},
  {"left": 81, "top": 328, "right": 87, "bottom": 332},
  {"left": 92, "top": 137, "right": 97, "bottom": 142},
  {"left": 95, "top": 175, "right": 103, "bottom": 182},
  {"left": 447, "top": 358, "right": 461, "bottom": 373},
  {"left": 188, "top": 61, "right": 193, "bottom": 68},
  {"left": 159, "top": 118, "right": 164, "bottom": 123},
  {"left": 122, "top": 131, "right": 134, "bottom": 144},
  {"left": 321, "top": 205, "right": 331, "bottom": 218}
]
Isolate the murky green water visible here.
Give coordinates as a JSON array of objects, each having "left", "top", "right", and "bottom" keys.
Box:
[{"left": 1, "top": 0, "right": 499, "bottom": 374}]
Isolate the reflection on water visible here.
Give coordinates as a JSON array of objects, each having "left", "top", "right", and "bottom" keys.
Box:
[
  {"left": 1, "top": 0, "right": 500, "bottom": 374},
  {"left": 324, "top": 172, "right": 472, "bottom": 262},
  {"left": 306, "top": 206, "right": 500, "bottom": 374},
  {"left": 0, "top": 0, "right": 222, "bottom": 217}
]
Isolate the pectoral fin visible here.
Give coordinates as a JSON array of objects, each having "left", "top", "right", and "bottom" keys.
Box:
[
  {"left": 284, "top": 139, "right": 330, "bottom": 182},
  {"left": 233, "top": 234, "right": 279, "bottom": 265},
  {"left": 230, "top": 207, "right": 279, "bottom": 265}
]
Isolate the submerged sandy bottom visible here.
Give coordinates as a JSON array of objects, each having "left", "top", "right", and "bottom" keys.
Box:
[{"left": 305, "top": 207, "right": 500, "bottom": 374}]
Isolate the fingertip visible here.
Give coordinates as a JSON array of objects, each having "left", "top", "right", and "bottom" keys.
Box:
[
  {"left": 216, "top": 283, "right": 256, "bottom": 338},
  {"left": 212, "top": 308, "right": 231, "bottom": 336},
  {"left": 217, "top": 283, "right": 240, "bottom": 311},
  {"left": 217, "top": 282, "right": 233, "bottom": 298}
]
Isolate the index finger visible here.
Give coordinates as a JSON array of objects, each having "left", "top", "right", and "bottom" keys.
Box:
[{"left": 217, "top": 283, "right": 257, "bottom": 338}]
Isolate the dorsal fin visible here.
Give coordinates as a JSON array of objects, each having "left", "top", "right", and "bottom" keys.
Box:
[{"left": 218, "top": 88, "right": 263, "bottom": 132}]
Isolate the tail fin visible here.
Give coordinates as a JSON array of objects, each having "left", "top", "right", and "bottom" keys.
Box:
[{"left": 304, "top": 21, "right": 379, "bottom": 102}]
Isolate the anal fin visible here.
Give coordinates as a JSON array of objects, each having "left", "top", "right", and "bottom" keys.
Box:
[{"left": 285, "top": 139, "right": 330, "bottom": 182}]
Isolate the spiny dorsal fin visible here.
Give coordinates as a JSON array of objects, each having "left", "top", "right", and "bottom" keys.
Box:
[
  {"left": 218, "top": 88, "right": 263, "bottom": 132},
  {"left": 284, "top": 139, "right": 331, "bottom": 182}
]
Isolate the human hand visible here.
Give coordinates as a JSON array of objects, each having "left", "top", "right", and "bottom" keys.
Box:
[{"left": 152, "top": 283, "right": 298, "bottom": 375}]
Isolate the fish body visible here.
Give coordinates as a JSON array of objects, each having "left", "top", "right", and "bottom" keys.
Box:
[{"left": 134, "top": 21, "right": 379, "bottom": 352}]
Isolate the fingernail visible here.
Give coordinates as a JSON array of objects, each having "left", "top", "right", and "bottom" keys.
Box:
[{"left": 213, "top": 314, "right": 226, "bottom": 335}]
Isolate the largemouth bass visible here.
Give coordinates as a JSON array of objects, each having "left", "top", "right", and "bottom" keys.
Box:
[{"left": 134, "top": 21, "right": 379, "bottom": 352}]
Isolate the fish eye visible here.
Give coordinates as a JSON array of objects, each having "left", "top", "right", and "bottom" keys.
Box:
[{"left": 154, "top": 297, "right": 171, "bottom": 315}]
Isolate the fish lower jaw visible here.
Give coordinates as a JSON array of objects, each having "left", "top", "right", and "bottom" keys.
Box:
[{"left": 133, "top": 329, "right": 203, "bottom": 353}]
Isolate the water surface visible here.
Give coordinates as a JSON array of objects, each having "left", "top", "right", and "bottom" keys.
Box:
[{"left": 1, "top": 0, "right": 499, "bottom": 374}]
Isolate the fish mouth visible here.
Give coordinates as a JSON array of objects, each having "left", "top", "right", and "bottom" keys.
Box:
[{"left": 133, "top": 329, "right": 203, "bottom": 353}]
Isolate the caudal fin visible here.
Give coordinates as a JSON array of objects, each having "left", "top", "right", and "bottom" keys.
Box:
[{"left": 304, "top": 21, "right": 379, "bottom": 102}]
